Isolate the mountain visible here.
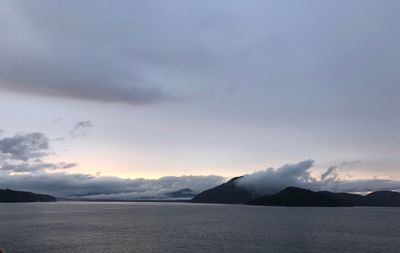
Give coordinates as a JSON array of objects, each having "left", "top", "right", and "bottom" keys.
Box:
[
  {"left": 248, "top": 187, "right": 354, "bottom": 207},
  {"left": 191, "top": 177, "right": 253, "bottom": 204},
  {"left": 191, "top": 176, "right": 400, "bottom": 207},
  {"left": 166, "top": 188, "right": 196, "bottom": 199},
  {"left": 362, "top": 191, "right": 400, "bottom": 206},
  {"left": 0, "top": 189, "right": 56, "bottom": 203},
  {"left": 318, "top": 191, "right": 365, "bottom": 205},
  {"left": 319, "top": 190, "right": 400, "bottom": 207}
]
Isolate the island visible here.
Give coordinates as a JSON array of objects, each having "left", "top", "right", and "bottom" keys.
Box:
[{"left": 0, "top": 189, "right": 56, "bottom": 203}]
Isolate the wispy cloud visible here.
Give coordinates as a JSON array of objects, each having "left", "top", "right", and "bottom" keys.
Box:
[
  {"left": 0, "top": 161, "right": 77, "bottom": 173},
  {"left": 70, "top": 121, "right": 93, "bottom": 138}
]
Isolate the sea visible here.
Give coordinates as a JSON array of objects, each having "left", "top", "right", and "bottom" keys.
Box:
[{"left": 0, "top": 202, "right": 399, "bottom": 253}]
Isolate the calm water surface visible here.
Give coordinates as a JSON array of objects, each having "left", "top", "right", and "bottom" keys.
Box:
[{"left": 0, "top": 202, "right": 399, "bottom": 253}]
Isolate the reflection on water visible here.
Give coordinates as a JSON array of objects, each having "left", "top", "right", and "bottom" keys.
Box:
[{"left": 1, "top": 202, "right": 400, "bottom": 253}]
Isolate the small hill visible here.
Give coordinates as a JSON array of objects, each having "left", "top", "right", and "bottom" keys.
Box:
[
  {"left": 248, "top": 187, "right": 354, "bottom": 207},
  {"left": 191, "top": 177, "right": 253, "bottom": 204},
  {"left": 0, "top": 189, "right": 56, "bottom": 203}
]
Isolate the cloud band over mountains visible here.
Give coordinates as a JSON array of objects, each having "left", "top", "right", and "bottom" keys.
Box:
[
  {"left": 1, "top": 131, "right": 400, "bottom": 200},
  {"left": 0, "top": 173, "right": 225, "bottom": 199},
  {"left": 0, "top": 131, "right": 225, "bottom": 199},
  {"left": 237, "top": 160, "right": 400, "bottom": 195}
]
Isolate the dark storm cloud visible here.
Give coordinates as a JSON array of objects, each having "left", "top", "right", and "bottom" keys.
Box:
[
  {"left": 70, "top": 121, "right": 93, "bottom": 138},
  {"left": 237, "top": 160, "right": 400, "bottom": 195},
  {"left": 0, "top": 132, "right": 49, "bottom": 161},
  {"left": 0, "top": 172, "right": 225, "bottom": 199}
]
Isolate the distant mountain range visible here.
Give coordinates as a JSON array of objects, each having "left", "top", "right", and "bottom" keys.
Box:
[
  {"left": 0, "top": 189, "right": 57, "bottom": 203},
  {"left": 191, "top": 177, "right": 400, "bottom": 207},
  {"left": 3, "top": 182, "right": 400, "bottom": 206},
  {"left": 166, "top": 188, "right": 197, "bottom": 199}
]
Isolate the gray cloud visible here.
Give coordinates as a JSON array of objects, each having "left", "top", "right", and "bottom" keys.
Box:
[
  {"left": 0, "top": 74, "right": 167, "bottom": 105},
  {"left": 59, "top": 162, "right": 78, "bottom": 169},
  {"left": 70, "top": 121, "right": 93, "bottom": 138},
  {"left": 0, "top": 161, "right": 77, "bottom": 173},
  {"left": 320, "top": 165, "right": 338, "bottom": 181},
  {"left": 0, "top": 0, "right": 397, "bottom": 185},
  {"left": 0, "top": 172, "right": 225, "bottom": 199},
  {"left": 320, "top": 179, "right": 400, "bottom": 193},
  {"left": 0, "top": 0, "right": 399, "bottom": 117},
  {"left": 237, "top": 160, "right": 317, "bottom": 195},
  {"left": 0, "top": 132, "right": 77, "bottom": 173},
  {"left": 237, "top": 160, "right": 400, "bottom": 195},
  {"left": 0, "top": 132, "right": 49, "bottom": 161},
  {"left": 0, "top": 1, "right": 175, "bottom": 105}
]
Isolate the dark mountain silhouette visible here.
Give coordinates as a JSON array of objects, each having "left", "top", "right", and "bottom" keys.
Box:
[
  {"left": 248, "top": 187, "right": 354, "bottom": 207},
  {"left": 0, "top": 189, "right": 56, "bottom": 203},
  {"left": 166, "top": 188, "right": 196, "bottom": 198},
  {"left": 318, "top": 190, "right": 400, "bottom": 207},
  {"left": 191, "top": 177, "right": 253, "bottom": 204},
  {"left": 191, "top": 175, "right": 400, "bottom": 207},
  {"left": 318, "top": 191, "right": 365, "bottom": 205},
  {"left": 362, "top": 191, "right": 400, "bottom": 206},
  {"left": 248, "top": 188, "right": 400, "bottom": 207}
]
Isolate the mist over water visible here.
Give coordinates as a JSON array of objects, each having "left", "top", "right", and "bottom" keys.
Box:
[{"left": 1, "top": 202, "right": 400, "bottom": 253}]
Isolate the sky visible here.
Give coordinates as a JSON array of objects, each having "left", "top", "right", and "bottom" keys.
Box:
[{"left": 1, "top": 0, "right": 400, "bottom": 199}]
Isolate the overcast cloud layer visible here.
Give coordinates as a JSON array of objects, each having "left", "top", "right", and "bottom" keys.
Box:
[
  {"left": 0, "top": 1, "right": 400, "bottom": 192},
  {"left": 1, "top": 1, "right": 399, "bottom": 113}
]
